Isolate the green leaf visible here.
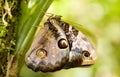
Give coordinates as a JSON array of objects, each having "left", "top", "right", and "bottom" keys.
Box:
[{"left": 15, "top": 0, "right": 53, "bottom": 71}]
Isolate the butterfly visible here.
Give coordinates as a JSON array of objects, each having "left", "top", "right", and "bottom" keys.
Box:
[{"left": 25, "top": 15, "right": 97, "bottom": 72}]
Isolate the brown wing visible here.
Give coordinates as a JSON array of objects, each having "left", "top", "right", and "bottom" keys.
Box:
[{"left": 25, "top": 18, "right": 69, "bottom": 72}]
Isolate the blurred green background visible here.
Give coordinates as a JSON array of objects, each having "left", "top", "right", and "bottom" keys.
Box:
[{"left": 20, "top": 0, "right": 120, "bottom": 77}]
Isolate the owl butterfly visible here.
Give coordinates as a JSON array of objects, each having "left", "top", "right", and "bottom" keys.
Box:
[{"left": 25, "top": 15, "right": 97, "bottom": 72}]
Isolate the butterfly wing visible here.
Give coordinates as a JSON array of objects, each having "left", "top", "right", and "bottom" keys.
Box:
[
  {"left": 25, "top": 18, "right": 69, "bottom": 72},
  {"left": 25, "top": 15, "right": 97, "bottom": 72}
]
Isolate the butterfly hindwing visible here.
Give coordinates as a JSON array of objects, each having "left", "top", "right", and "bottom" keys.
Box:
[{"left": 25, "top": 17, "right": 69, "bottom": 72}]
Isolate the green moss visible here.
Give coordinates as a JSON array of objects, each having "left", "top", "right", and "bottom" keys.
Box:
[{"left": 0, "top": 0, "right": 20, "bottom": 76}]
